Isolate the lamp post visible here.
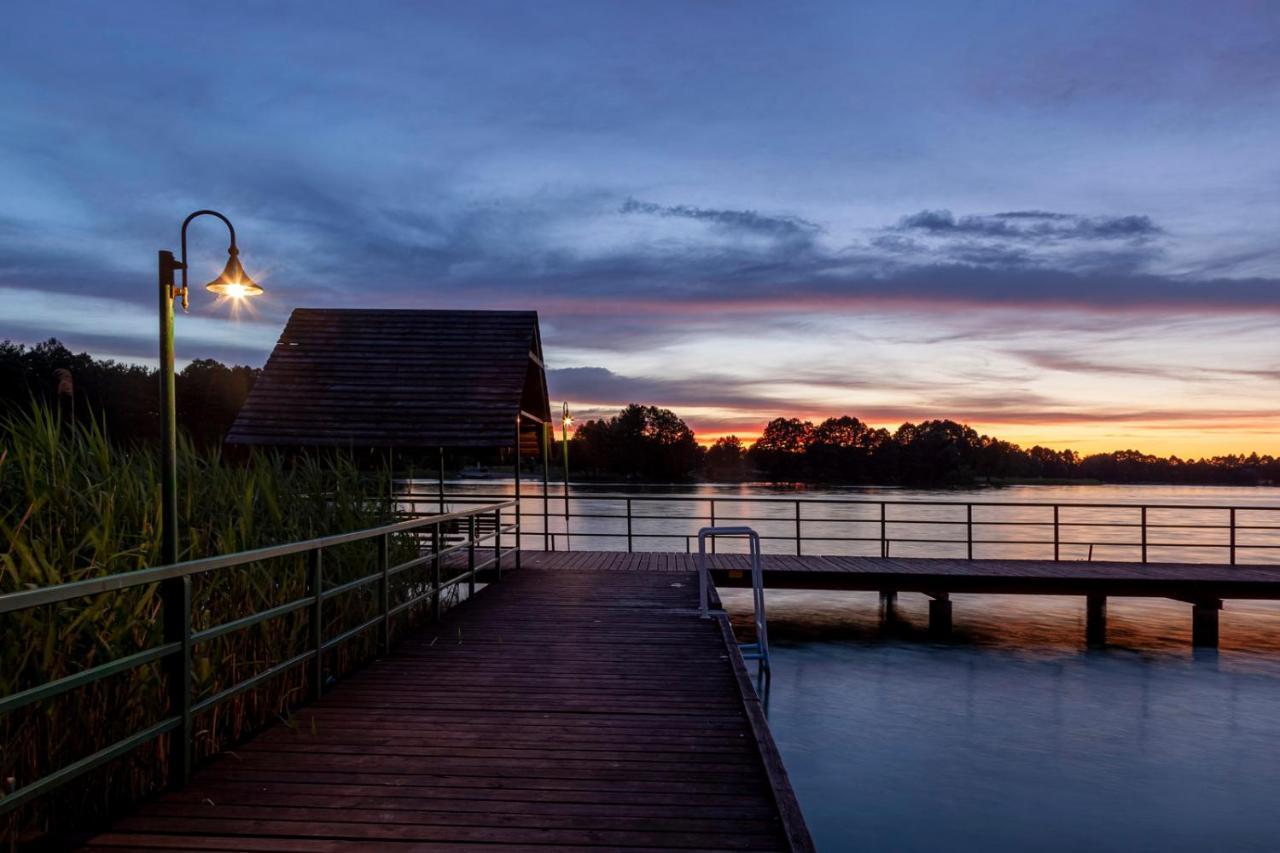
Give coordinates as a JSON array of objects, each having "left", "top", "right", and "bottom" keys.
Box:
[
  {"left": 561, "top": 402, "right": 572, "bottom": 550},
  {"left": 157, "top": 210, "right": 263, "bottom": 564}
]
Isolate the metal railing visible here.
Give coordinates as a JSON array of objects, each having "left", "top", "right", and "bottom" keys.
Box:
[
  {"left": 398, "top": 489, "right": 1280, "bottom": 564},
  {"left": 0, "top": 500, "right": 517, "bottom": 817}
]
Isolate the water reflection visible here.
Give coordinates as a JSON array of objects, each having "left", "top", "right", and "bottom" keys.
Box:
[{"left": 725, "top": 591, "right": 1280, "bottom": 851}]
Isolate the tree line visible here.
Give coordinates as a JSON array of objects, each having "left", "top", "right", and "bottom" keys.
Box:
[
  {"left": 1, "top": 339, "right": 258, "bottom": 450},
  {"left": 570, "top": 406, "right": 1280, "bottom": 486},
  {"left": 5, "top": 340, "right": 1277, "bottom": 486}
]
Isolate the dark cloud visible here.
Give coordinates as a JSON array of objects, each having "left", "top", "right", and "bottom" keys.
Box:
[
  {"left": 620, "top": 198, "right": 821, "bottom": 240},
  {"left": 896, "top": 209, "right": 1163, "bottom": 242},
  {"left": 548, "top": 365, "right": 816, "bottom": 413}
]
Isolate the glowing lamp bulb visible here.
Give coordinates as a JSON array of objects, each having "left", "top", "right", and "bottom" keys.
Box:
[{"left": 204, "top": 246, "right": 263, "bottom": 298}]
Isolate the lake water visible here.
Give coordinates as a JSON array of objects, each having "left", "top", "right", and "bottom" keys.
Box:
[{"left": 420, "top": 482, "right": 1280, "bottom": 851}]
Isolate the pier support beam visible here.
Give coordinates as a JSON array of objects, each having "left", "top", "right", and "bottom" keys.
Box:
[
  {"left": 879, "top": 590, "right": 897, "bottom": 609},
  {"left": 928, "top": 593, "right": 952, "bottom": 640},
  {"left": 1191, "top": 599, "right": 1221, "bottom": 649},
  {"left": 1085, "top": 594, "right": 1107, "bottom": 648}
]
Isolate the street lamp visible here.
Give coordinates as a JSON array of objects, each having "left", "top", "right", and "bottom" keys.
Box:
[
  {"left": 156, "top": 210, "right": 263, "bottom": 564},
  {"left": 561, "top": 402, "right": 572, "bottom": 549}
]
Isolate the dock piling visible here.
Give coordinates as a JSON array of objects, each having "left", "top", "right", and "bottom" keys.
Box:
[
  {"left": 1192, "top": 599, "right": 1222, "bottom": 649},
  {"left": 928, "top": 593, "right": 952, "bottom": 640},
  {"left": 1086, "top": 594, "right": 1107, "bottom": 647}
]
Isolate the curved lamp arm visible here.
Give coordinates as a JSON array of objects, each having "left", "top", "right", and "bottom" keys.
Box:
[{"left": 175, "top": 209, "right": 238, "bottom": 311}]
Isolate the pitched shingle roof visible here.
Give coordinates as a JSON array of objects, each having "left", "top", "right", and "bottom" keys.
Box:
[{"left": 227, "top": 308, "right": 548, "bottom": 448}]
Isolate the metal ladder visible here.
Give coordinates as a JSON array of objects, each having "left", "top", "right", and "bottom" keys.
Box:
[{"left": 697, "top": 526, "right": 770, "bottom": 672}]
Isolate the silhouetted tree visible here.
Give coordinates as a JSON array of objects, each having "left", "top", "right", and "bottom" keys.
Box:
[
  {"left": 749, "top": 417, "right": 814, "bottom": 480},
  {"left": 569, "top": 404, "right": 701, "bottom": 481},
  {"left": 705, "top": 436, "right": 747, "bottom": 480}
]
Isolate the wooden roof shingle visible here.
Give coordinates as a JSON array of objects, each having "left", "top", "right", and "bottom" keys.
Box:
[{"left": 226, "top": 308, "right": 549, "bottom": 449}]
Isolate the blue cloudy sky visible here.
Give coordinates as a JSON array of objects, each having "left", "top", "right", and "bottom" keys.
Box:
[{"left": 2, "top": 1, "right": 1278, "bottom": 454}]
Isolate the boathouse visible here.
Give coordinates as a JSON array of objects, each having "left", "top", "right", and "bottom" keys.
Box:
[{"left": 226, "top": 308, "right": 550, "bottom": 456}]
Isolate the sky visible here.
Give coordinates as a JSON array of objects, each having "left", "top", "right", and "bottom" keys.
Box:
[{"left": 1, "top": 1, "right": 1278, "bottom": 456}]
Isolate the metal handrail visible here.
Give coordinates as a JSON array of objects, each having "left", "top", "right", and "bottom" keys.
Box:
[
  {"left": 401, "top": 489, "right": 1280, "bottom": 565},
  {"left": 698, "top": 527, "right": 769, "bottom": 672},
  {"left": 0, "top": 499, "right": 517, "bottom": 816},
  {"left": 398, "top": 489, "right": 1280, "bottom": 511}
]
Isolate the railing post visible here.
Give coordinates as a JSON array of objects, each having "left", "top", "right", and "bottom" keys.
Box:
[
  {"left": 161, "top": 575, "right": 192, "bottom": 787},
  {"left": 795, "top": 500, "right": 802, "bottom": 556},
  {"left": 1141, "top": 506, "right": 1148, "bottom": 564},
  {"left": 494, "top": 507, "right": 502, "bottom": 580},
  {"left": 1230, "top": 508, "right": 1236, "bottom": 566},
  {"left": 966, "top": 504, "right": 973, "bottom": 560},
  {"left": 468, "top": 514, "right": 477, "bottom": 597},
  {"left": 377, "top": 533, "right": 390, "bottom": 654},
  {"left": 626, "top": 498, "right": 633, "bottom": 553},
  {"left": 710, "top": 499, "right": 717, "bottom": 555},
  {"left": 309, "top": 549, "right": 324, "bottom": 701},
  {"left": 879, "top": 502, "right": 887, "bottom": 558},
  {"left": 431, "top": 521, "right": 443, "bottom": 621},
  {"left": 1053, "top": 505, "right": 1060, "bottom": 561}
]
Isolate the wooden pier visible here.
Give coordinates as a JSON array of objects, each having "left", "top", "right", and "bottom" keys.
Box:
[
  {"left": 81, "top": 566, "right": 813, "bottom": 852},
  {"left": 519, "top": 550, "right": 1280, "bottom": 648}
]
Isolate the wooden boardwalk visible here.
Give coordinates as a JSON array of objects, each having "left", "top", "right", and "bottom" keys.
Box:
[
  {"left": 519, "top": 550, "right": 1280, "bottom": 598},
  {"left": 518, "top": 549, "right": 1280, "bottom": 648},
  {"left": 83, "top": 567, "right": 812, "bottom": 852}
]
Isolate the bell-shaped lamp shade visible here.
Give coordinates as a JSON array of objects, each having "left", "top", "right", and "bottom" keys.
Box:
[{"left": 204, "top": 246, "right": 263, "bottom": 298}]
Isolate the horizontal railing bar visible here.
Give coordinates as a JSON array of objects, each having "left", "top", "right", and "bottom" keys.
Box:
[
  {"left": 191, "top": 649, "right": 315, "bottom": 715},
  {"left": 193, "top": 597, "right": 313, "bottom": 644},
  {"left": 0, "top": 501, "right": 515, "bottom": 615},
  {"left": 320, "top": 614, "right": 384, "bottom": 652},
  {"left": 0, "top": 716, "right": 181, "bottom": 815},
  {"left": 409, "top": 490, "right": 1280, "bottom": 512},
  {"left": 320, "top": 571, "right": 382, "bottom": 602},
  {"left": 0, "top": 642, "right": 181, "bottom": 716}
]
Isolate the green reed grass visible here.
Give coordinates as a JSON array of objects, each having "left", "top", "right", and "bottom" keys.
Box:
[{"left": 0, "top": 402, "right": 433, "bottom": 843}]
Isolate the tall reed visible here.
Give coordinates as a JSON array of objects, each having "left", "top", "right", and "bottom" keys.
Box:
[{"left": 0, "top": 403, "right": 422, "bottom": 843}]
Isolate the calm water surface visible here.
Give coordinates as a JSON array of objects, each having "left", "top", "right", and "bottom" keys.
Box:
[{"left": 426, "top": 482, "right": 1280, "bottom": 851}]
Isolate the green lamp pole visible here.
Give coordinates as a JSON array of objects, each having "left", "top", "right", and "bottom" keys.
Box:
[
  {"left": 156, "top": 210, "right": 263, "bottom": 564},
  {"left": 155, "top": 210, "right": 262, "bottom": 786}
]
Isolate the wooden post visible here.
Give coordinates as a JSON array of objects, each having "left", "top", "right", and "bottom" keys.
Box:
[
  {"left": 1085, "top": 594, "right": 1106, "bottom": 648},
  {"left": 626, "top": 498, "right": 633, "bottom": 553}
]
